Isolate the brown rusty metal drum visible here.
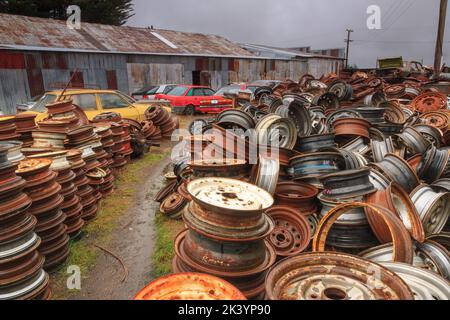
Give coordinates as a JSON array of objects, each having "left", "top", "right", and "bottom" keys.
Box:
[{"left": 265, "top": 252, "right": 414, "bottom": 300}]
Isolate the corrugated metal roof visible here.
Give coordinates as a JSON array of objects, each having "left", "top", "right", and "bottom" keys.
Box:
[
  {"left": 0, "top": 13, "right": 254, "bottom": 58},
  {"left": 242, "top": 43, "right": 345, "bottom": 60}
]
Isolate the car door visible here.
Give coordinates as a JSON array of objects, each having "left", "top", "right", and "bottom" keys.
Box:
[
  {"left": 98, "top": 93, "right": 140, "bottom": 121},
  {"left": 69, "top": 93, "right": 102, "bottom": 120},
  {"left": 189, "top": 88, "right": 205, "bottom": 106}
]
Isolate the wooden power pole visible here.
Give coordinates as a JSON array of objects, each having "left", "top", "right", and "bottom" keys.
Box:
[
  {"left": 345, "top": 29, "right": 354, "bottom": 69},
  {"left": 434, "top": 0, "right": 448, "bottom": 78}
]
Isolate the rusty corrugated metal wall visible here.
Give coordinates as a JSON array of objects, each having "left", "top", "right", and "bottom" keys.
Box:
[{"left": 0, "top": 49, "right": 321, "bottom": 114}]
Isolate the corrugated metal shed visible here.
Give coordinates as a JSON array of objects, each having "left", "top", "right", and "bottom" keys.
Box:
[{"left": 0, "top": 13, "right": 254, "bottom": 57}]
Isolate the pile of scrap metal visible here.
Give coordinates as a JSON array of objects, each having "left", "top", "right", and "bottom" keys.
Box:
[
  {"left": 152, "top": 71, "right": 450, "bottom": 300},
  {"left": 0, "top": 99, "right": 171, "bottom": 300}
]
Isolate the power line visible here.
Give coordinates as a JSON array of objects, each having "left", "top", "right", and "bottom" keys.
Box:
[{"left": 383, "top": 0, "right": 419, "bottom": 32}]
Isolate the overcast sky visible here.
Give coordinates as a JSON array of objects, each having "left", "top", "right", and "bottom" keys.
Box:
[{"left": 128, "top": 0, "right": 449, "bottom": 68}]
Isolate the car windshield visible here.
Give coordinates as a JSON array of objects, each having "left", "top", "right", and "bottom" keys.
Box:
[
  {"left": 145, "top": 87, "right": 159, "bottom": 95},
  {"left": 30, "top": 94, "right": 58, "bottom": 112},
  {"left": 166, "top": 86, "right": 188, "bottom": 96},
  {"left": 215, "top": 85, "right": 242, "bottom": 96}
]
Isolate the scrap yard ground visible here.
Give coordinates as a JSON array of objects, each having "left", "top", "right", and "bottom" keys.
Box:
[{"left": 50, "top": 117, "right": 196, "bottom": 300}]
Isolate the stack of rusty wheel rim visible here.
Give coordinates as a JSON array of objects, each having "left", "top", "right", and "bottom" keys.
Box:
[
  {"left": 79, "top": 148, "right": 100, "bottom": 221},
  {"left": 172, "top": 177, "right": 277, "bottom": 299},
  {"left": 110, "top": 123, "right": 127, "bottom": 172},
  {"left": 47, "top": 152, "right": 81, "bottom": 241},
  {"left": 63, "top": 150, "right": 85, "bottom": 237},
  {"left": 141, "top": 120, "right": 162, "bottom": 142},
  {"left": 0, "top": 146, "right": 51, "bottom": 300},
  {"left": 93, "top": 124, "right": 115, "bottom": 197},
  {"left": 0, "top": 116, "right": 21, "bottom": 142},
  {"left": 119, "top": 123, "right": 133, "bottom": 164},
  {"left": 14, "top": 114, "right": 37, "bottom": 147},
  {"left": 145, "top": 106, "right": 178, "bottom": 139},
  {"left": 66, "top": 149, "right": 92, "bottom": 224},
  {"left": 16, "top": 154, "right": 70, "bottom": 272},
  {"left": 31, "top": 100, "right": 83, "bottom": 150},
  {"left": 86, "top": 168, "right": 106, "bottom": 205}
]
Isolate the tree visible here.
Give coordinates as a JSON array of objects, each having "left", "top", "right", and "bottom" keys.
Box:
[{"left": 0, "top": 0, "right": 134, "bottom": 25}]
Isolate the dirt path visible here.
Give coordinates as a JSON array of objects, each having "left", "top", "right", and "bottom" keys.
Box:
[{"left": 70, "top": 144, "right": 173, "bottom": 300}]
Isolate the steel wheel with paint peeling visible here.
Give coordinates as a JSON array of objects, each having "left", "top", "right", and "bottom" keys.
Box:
[
  {"left": 359, "top": 243, "right": 443, "bottom": 275},
  {"left": 410, "top": 184, "right": 450, "bottom": 237},
  {"left": 187, "top": 177, "right": 274, "bottom": 215},
  {"left": 255, "top": 114, "right": 297, "bottom": 150},
  {"left": 370, "top": 153, "right": 420, "bottom": 193},
  {"left": 313, "top": 202, "right": 414, "bottom": 263},
  {"left": 266, "top": 206, "right": 311, "bottom": 257},
  {"left": 287, "top": 100, "right": 312, "bottom": 137},
  {"left": 265, "top": 252, "right": 414, "bottom": 300},
  {"left": 134, "top": 272, "right": 247, "bottom": 300},
  {"left": 381, "top": 262, "right": 450, "bottom": 300},
  {"left": 416, "top": 241, "right": 450, "bottom": 280},
  {"left": 250, "top": 155, "right": 279, "bottom": 195}
]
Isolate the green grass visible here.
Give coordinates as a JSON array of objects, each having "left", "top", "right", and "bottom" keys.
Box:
[
  {"left": 152, "top": 213, "right": 184, "bottom": 278},
  {"left": 51, "top": 152, "right": 165, "bottom": 299}
]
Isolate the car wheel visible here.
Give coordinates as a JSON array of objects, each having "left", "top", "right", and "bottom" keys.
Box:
[{"left": 184, "top": 105, "right": 195, "bottom": 116}]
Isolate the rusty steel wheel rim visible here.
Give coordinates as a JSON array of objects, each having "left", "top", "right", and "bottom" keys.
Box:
[
  {"left": 419, "top": 111, "right": 450, "bottom": 133},
  {"left": 171, "top": 256, "right": 266, "bottom": 299},
  {"left": 187, "top": 178, "right": 274, "bottom": 215},
  {"left": 182, "top": 201, "right": 274, "bottom": 242},
  {"left": 265, "top": 252, "right": 414, "bottom": 300},
  {"left": 313, "top": 202, "right": 414, "bottom": 263},
  {"left": 134, "top": 272, "right": 246, "bottom": 300},
  {"left": 0, "top": 250, "right": 44, "bottom": 287},
  {"left": 381, "top": 262, "right": 450, "bottom": 300},
  {"left": 332, "top": 117, "right": 371, "bottom": 140},
  {"left": 266, "top": 206, "right": 311, "bottom": 257},
  {"left": 365, "top": 183, "right": 425, "bottom": 243},
  {"left": 410, "top": 184, "right": 450, "bottom": 237},
  {"left": 274, "top": 181, "right": 318, "bottom": 215},
  {"left": 411, "top": 92, "right": 447, "bottom": 113},
  {"left": 255, "top": 114, "right": 298, "bottom": 150},
  {"left": 174, "top": 229, "right": 276, "bottom": 278},
  {"left": 320, "top": 168, "right": 376, "bottom": 199},
  {"left": 154, "top": 180, "right": 178, "bottom": 203},
  {"left": 160, "top": 193, "right": 187, "bottom": 219},
  {"left": 250, "top": 155, "right": 279, "bottom": 195},
  {"left": 417, "top": 147, "right": 449, "bottom": 183},
  {"left": 189, "top": 159, "right": 249, "bottom": 178},
  {"left": 394, "top": 126, "right": 431, "bottom": 155},
  {"left": 370, "top": 153, "right": 420, "bottom": 193}
]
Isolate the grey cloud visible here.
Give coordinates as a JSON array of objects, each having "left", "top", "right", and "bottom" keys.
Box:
[{"left": 128, "top": 0, "right": 449, "bottom": 68}]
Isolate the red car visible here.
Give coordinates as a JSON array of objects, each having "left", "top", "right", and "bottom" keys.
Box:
[{"left": 155, "top": 85, "right": 232, "bottom": 115}]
